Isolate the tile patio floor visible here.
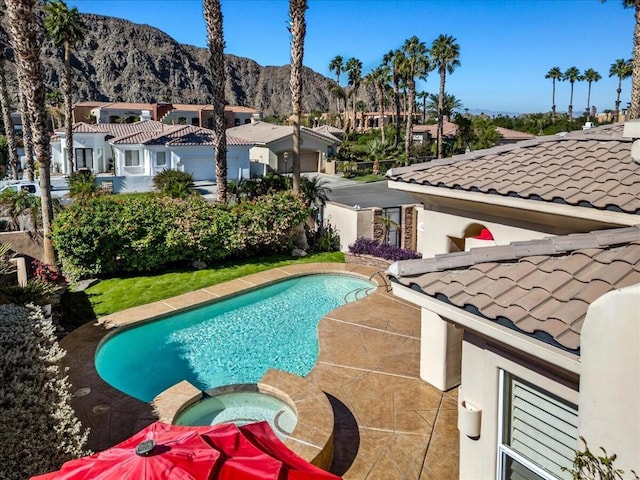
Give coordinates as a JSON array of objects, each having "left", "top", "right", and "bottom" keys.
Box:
[{"left": 60, "top": 263, "right": 459, "bottom": 479}]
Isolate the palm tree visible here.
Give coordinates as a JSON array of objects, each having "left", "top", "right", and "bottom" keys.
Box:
[
  {"left": 623, "top": 0, "right": 640, "bottom": 118},
  {"left": 300, "top": 176, "right": 331, "bottom": 208},
  {"left": 382, "top": 49, "right": 405, "bottom": 149},
  {"left": 582, "top": 68, "right": 602, "bottom": 121},
  {"left": 289, "top": 0, "right": 307, "bottom": 196},
  {"left": 5, "top": 0, "right": 57, "bottom": 265},
  {"left": 345, "top": 57, "right": 362, "bottom": 134},
  {"left": 401, "top": 36, "right": 429, "bottom": 166},
  {"left": 368, "top": 137, "right": 389, "bottom": 175},
  {"left": 365, "top": 65, "right": 390, "bottom": 144},
  {"left": 563, "top": 66, "right": 581, "bottom": 119},
  {"left": 328, "top": 83, "right": 346, "bottom": 126},
  {"left": 44, "top": 0, "right": 86, "bottom": 175},
  {"left": 0, "top": 53, "right": 19, "bottom": 180},
  {"left": 416, "top": 90, "right": 429, "bottom": 122},
  {"left": 328, "top": 55, "right": 343, "bottom": 112},
  {"left": 203, "top": 0, "right": 228, "bottom": 203},
  {"left": 609, "top": 58, "right": 632, "bottom": 122},
  {"left": 19, "top": 91, "right": 35, "bottom": 181},
  {"left": 430, "top": 34, "right": 460, "bottom": 159},
  {"left": 545, "top": 66, "right": 563, "bottom": 123},
  {"left": 426, "top": 92, "right": 462, "bottom": 121}
]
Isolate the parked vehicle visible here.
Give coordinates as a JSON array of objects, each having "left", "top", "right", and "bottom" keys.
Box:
[{"left": 0, "top": 181, "right": 41, "bottom": 196}]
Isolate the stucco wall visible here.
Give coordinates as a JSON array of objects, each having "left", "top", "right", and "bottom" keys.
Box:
[
  {"left": 323, "top": 202, "right": 374, "bottom": 251},
  {"left": 416, "top": 209, "right": 552, "bottom": 258},
  {"left": 458, "top": 333, "right": 579, "bottom": 479},
  {"left": 579, "top": 285, "right": 640, "bottom": 475}
]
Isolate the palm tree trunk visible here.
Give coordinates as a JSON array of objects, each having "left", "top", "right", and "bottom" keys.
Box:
[
  {"left": 289, "top": 0, "right": 306, "bottom": 195},
  {"left": 377, "top": 83, "right": 385, "bottom": 145},
  {"left": 616, "top": 79, "right": 623, "bottom": 122},
  {"left": 631, "top": 2, "right": 640, "bottom": 119},
  {"left": 6, "top": 0, "right": 56, "bottom": 265},
  {"left": 404, "top": 77, "right": 415, "bottom": 166},
  {"left": 0, "top": 56, "right": 20, "bottom": 179},
  {"left": 586, "top": 82, "right": 592, "bottom": 121},
  {"left": 20, "top": 92, "right": 35, "bottom": 181},
  {"left": 393, "top": 79, "right": 401, "bottom": 149},
  {"left": 551, "top": 79, "right": 556, "bottom": 123},
  {"left": 63, "top": 40, "right": 74, "bottom": 174},
  {"left": 568, "top": 82, "right": 574, "bottom": 119},
  {"left": 437, "top": 66, "right": 446, "bottom": 159},
  {"left": 203, "top": 0, "right": 228, "bottom": 203}
]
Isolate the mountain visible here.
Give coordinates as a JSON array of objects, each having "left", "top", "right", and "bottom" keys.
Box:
[{"left": 0, "top": 13, "right": 352, "bottom": 117}]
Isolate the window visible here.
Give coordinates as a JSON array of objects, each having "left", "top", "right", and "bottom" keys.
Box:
[
  {"left": 156, "top": 151, "right": 166, "bottom": 167},
  {"left": 75, "top": 148, "right": 93, "bottom": 169},
  {"left": 124, "top": 150, "right": 140, "bottom": 167},
  {"left": 498, "top": 371, "right": 578, "bottom": 480}
]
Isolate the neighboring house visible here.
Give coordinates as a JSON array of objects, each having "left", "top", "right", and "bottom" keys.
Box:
[
  {"left": 384, "top": 122, "right": 640, "bottom": 479},
  {"left": 51, "top": 120, "right": 253, "bottom": 190},
  {"left": 226, "top": 121, "right": 340, "bottom": 174},
  {"left": 411, "top": 121, "right": 536, "bottom": 146},
  {"left": 71, "top": 101, "right": 262, "bottom": 129},
  {"left": 312, "top": 124, "right": 344, "bottom": 140}
]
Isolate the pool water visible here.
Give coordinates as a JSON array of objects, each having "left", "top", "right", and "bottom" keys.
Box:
[
  {"left": 174, "top": 392, "right": 297, "bottom": 441},
  {"left": 95, "top": 274, "right": 374, "bottom": 402}
]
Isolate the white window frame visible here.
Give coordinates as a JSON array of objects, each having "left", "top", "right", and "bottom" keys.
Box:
[
  {"left": 124, "top": 150, "right": 140, "bottom": 167},
  {"left": 497, "top": 370, "right": 578, "bottom": 480}
]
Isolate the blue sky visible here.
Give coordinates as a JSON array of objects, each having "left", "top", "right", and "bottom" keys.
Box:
[{"left": 70, "top": 0, "right": 633, "bottom": 115}]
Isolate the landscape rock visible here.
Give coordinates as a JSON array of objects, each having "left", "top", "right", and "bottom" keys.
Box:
[
  {"left": 291, "top": 248, "right": 307, "bottom": 258},
  {"left": 191, "top": 260, "right": 207, "bottom": 270}
]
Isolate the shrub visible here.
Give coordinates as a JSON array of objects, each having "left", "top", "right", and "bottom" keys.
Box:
[
  {"left": 51, "top": 192, "right": 308, "bottom": 279},
  {"left": 31, "top": 259, "right": 65, "bottom": 284},
  {"left": 67, "top": 171, "right": 100, "bottom": 204},
  {"left": 309, "top": 223, "right": 341, "bottom": 253},
  {"left": 348, "top": 237, "right": 422, "bottom": 262},
  {"left": 0, "top": 279, "right": 59, "bottom": 306},
  {"left": 152, "top": 169, "right": 195, "bottom": 198},
  {"left": 0, "top": 304, "right": 89, "bottom": 479}
]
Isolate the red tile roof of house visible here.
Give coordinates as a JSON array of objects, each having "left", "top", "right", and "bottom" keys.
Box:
[
  {"left": 389, "top": 123, "right": 640, "bottom": 214},
  {"left": 388, "top": 225, "right": 640, "bottom": 351}
]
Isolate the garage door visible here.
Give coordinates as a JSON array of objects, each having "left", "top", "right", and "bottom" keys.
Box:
[
  {"left": 300, "top": 151, "right": 318, "bottom": 172},
  {"left": 180, "top": 157, "right": 215, "bottom": 181}
]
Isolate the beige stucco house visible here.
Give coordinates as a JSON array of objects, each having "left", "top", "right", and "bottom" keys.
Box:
[
  {"left": 227, "top": 121, "right": 340, "bottom": 174},
  {"left": 385, "top": 122, "right": 640, "bottom": 479}
]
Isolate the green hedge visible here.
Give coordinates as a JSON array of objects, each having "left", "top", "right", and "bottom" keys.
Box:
[{"left": 51, "top": 193, "right": 309, "bottom": 279}]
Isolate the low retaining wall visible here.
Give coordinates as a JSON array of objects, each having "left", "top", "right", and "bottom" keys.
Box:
[{"left": 344, "top": 252, "right": 392, "bottom": 270}]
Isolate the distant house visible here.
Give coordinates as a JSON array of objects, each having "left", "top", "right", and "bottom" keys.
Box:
[
  {"left": 385, "top": 122, "right": 640, "bottom": 479},
  {"left": 72, "top": 101, "right": 262, "bottom": 129},
  {"left": 51, "top": 120, "right": 253, "bottom": 191},
  {"left": 411, "top": 121, "right": 535, "bottom": 146},
  {"left": 226, "top": 121, "right": 340, "bottom": 174}
]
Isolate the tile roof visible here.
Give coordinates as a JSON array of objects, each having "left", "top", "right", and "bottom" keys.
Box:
[
  {"left": 495, "top": 126, "right": 536, "bottom": 140},
  {"left": 387, "top": 225, "right": 640, "bottom": 352},
  {"left": 388, "top": 123, "right": 640, "bottom": 215},
  {"left": 58, "top": 121, "right": 252, "bottom": 147},
  {"left": 227, "top": 121, "right": 339, "bottom": 144}
]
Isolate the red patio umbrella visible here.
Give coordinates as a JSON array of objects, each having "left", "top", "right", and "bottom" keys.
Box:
[
  {"left": 31, "top": 422, "right": 221, "bottom": 480},
  {"left": 32, "top": 421, "right": 342, "bottom": 480}
]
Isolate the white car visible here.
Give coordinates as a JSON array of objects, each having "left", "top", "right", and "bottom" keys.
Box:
[{"left": 0, "top": 181, "right": 41, "bottom": 196}]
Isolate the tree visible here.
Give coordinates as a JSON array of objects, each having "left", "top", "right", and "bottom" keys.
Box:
[
  {"left": 300, "top": 175, "right": 331, "bottom": 208},
  {"left": 345, "top": 57, "right": 362, "bottom": 134},
  {"left": 0, "top": 52, "right": 19, "bottom": 180},
  {"left": 582, "top": 68, "right": 602, "bottom": 121},
  {"left": 453, "top": 112, "right": 475, "bottom": 153},
  {"left": 382, "top": 49, "right": 405, "bottom": 149},
  {"left": 622, "top": 0, "right": 640, "bottom": 118},
  {"left": 430, "top": 34, "right": 460, "bottom": 159},
  {"left": 609, "top": 58, "right": 632, "bottom": 122},
  {"left": 367, "top": 137, "right": 389, "bottom": 175},
  {"left": 289, "top": 0, "right": 307, "bottom": 196},
  {"left": 5, "top": 0, "right": 57, "bottom": 266},
  {"left": 545, "top": 66, "right": 563, "bottom": 123},
  {"left": 416, "top": 90, "right": 429, "bottom": 122},
  {"left": 328, "top": 55, "right": 343, "bottom": 111},
  {"left": 401, "top": 36, "right": 429, "bottom": 166},
  {"left": 472, "top": 116, "right": 499, "bottom": 150},
  {"left": 0, "top": 304, "right": 89, "bottom": 480},
  {"left": 328, "top": 83, "right": 346, "bottom": 124},
  {"left": 44, "top": 0, "right": 86, "bottom": 175},
  {"left": 365, "top": 65, "right": 390, "bottom": 144},
  {"left": 563, "top": 66, "right": 581, "bottom": 119},
  {"left": 19, "top": 92, "right": 35, "bottom": 181},
  {"left": 426, "top": 92, "right": 462, "bottom": 121},
  {"left": 203, "top": 0, "right": 228, "bottom": 203}
]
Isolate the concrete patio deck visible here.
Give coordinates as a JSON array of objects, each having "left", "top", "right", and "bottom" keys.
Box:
[{"left": 60, "top": 262, "right": 459, "bottom": 479}]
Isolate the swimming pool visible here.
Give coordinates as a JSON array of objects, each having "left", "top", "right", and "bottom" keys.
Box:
[{"left": 95, "top": 274, "right": 375, "bottom": 402}]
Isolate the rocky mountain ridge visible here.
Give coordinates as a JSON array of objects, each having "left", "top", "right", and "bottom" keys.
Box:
[{"left": 0, "top": 13, "right": 368, "bottom": 117}]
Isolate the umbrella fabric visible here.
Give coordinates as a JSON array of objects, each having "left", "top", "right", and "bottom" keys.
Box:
[
  {"left": 30, "top": 422, "right": 221, "bottom": 480},
  {"left": 204, "top": 422, "right": 283, "bottom": 480},
  {"left": 239, "top": 422, "right": 342, "bottom": 480}
]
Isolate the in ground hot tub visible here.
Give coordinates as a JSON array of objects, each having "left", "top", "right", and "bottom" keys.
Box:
[{"left": 173, "top": 384, "right": 298, "bottom": 441}]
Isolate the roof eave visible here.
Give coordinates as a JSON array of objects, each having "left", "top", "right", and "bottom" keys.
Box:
[
  {"left": 387, "top": 181, "right": 639, "bottom": 226},
  {"left": 389, "top": 281, "right": 581, "bottom": 374}
]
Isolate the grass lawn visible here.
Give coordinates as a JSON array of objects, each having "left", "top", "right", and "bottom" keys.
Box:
[{"left": 61, "top": 252, "right": 344, "bottom": 325}]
